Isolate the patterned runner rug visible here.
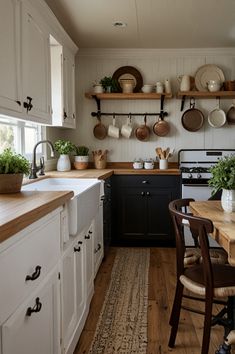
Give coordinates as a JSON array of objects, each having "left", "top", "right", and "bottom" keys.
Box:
[{"left": 89, "top": 247, "right": 150, "bottom": 354}]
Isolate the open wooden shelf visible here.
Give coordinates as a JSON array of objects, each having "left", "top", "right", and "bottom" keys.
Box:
[
  {"left": 177, "top": 91, "right": 235, "bottom": 98},
  {"left": 85, "top": 92, "right": 173, "bottom": 100}
]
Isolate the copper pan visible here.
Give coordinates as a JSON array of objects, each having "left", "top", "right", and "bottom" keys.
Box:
[
  {"left": 93, "top": 117, "right": 107, "bottom": 140},
  {"left": 153, "top": 115, "right": 170, "bottom": 136},
  {"left": 135, "top": 115, "right": 150, "bottom": 141},
  {"left": 181, "top": 99, "right": 204, "bottom": 132}
]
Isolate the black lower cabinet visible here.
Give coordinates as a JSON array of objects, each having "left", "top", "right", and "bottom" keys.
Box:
[
  {"left": 111, "top": 175, "right": 181, "bottom": 246},
  {"left": 103, "top": 177, "right": 112, "bottom": 255}
]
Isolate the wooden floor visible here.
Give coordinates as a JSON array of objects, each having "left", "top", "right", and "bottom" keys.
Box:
[{"left": 74, "top": 247, "right": 235, "bottom": 354}]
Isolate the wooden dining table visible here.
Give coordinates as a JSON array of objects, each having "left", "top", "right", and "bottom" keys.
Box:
[
  {"left": 190, "top": 200, "right": 235, "bottom": 266},
  {"left": 190, "top": 200, "right": 235, "bottom": 353}
]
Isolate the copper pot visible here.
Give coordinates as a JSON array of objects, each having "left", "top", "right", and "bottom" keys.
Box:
[{"left": 135, "top": 115, "right": 150, "bottom": 141}]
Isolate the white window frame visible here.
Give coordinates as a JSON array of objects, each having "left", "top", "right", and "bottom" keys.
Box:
[{"left": 0, "top": 116, "right": 45, "bottom": 161}]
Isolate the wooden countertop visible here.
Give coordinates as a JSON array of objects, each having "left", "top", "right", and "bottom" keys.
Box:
[
  {"left": 0, "top": 190, "right": 73, "bottom": 244},
  {"left": 44, "top": 167, "right": 180, "bottom": 179},
  {"left": 0, "top": 164, "right": 180, "bottom": 244}
]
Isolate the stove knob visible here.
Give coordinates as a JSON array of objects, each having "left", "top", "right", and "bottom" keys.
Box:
[
  {"left": 188, "top": 173, "right": 192, "bottom": 179},
  {"left": 197, "top": 173, "right": 202, "bottom": 179}
]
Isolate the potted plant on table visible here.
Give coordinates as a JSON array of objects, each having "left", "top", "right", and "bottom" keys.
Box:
[
  {"left": 74, "top": 146, "right": 89, "bottom": 170},
  {"left": 0, "top": 148, "right": 30, "bottom": 193},
  {"left": 208, "top": 155, "right": 235, "bottom": 212},
  {"left": 54, "top": 139, "right": 75, "bottom": 172}
]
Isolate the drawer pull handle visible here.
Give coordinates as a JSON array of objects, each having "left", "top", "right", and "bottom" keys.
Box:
[
  {"left": 141, "top": 192, "right": 145, "bottom": 196},
  {"left": 78, "top": 241, "right": 83, "bottom": 244},
  {"left": 74, "top": 246, "right": 81, "bottom": 252},
  {"left": 146, "top": 191, "right": 150, "bottom": 196},
  {"left": 26, "top": 297, "right": 42, "bottom": 316},
  {"left": 25, "top": 265, "right": 41, "bottom": 281},
  {"left": 84, "top": 235, "right": 90, "bottom": 239},
  {"left": 142, "top": 180, "right": 148, "bottom": 184}
]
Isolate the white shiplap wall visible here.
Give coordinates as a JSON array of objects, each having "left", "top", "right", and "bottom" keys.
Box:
[{"left": 65, "top": 48, "right": 235, "bottom": 162}]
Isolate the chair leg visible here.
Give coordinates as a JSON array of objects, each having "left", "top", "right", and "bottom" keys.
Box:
[
  {"left": 201, "top": 294, "right": 213, "bottom": 354},
  {"left": 168, "top": 281, "right": 184, "bottom": 348}
]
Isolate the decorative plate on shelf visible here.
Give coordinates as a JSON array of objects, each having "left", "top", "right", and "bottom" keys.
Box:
[
  {"left": 195, "top": 64, "right": 225, "bottom": 91},
  {"left": 112, "top": 66, "right": 143, "bottom": 93}
]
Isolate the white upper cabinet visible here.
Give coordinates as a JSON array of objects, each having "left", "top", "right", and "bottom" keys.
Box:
[
  {"left": 0, "top": 0, "right": 78, "bottom": 126},
  {"left": 0, "top": 0, "right": 22, "bottom": 114},
  {"left": 21, "top": 0, "right": 52, "bottom": 124},
  {"left": 50, "top": 39, "right": 76, "bottom": 129}
]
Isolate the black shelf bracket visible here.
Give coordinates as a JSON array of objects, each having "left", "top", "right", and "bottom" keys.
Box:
[
  {"left": 90, "top": 94, "right": 169, "bottom": 119},
  {"left": 180, "top": 95, "right": 186, "bottom": 111}
]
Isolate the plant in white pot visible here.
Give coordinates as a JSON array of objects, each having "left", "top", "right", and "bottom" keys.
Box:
[
  {"left": 54, "top": 139, "right": 75, "bottom": 172},
  {"left": 208, "top": 155, "right": 235, "bottom": 212},
  {"left": 0, "top": 148, "right": 30, "bottom": 193},
  {"left": 74, "top": 146, "right": 89, "bottom": 170}
]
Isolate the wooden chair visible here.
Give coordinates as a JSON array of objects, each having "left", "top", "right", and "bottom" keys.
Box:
[
  {"left": 178, "top": 198, "right": 227, "bottom": 267},
  {"left": 168, "top": 199, "right": 235, "bottom": 354}
]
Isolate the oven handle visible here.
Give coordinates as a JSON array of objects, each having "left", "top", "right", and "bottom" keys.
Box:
[{"left": 182, "top": 184, "right": 209, "bottom": 187}]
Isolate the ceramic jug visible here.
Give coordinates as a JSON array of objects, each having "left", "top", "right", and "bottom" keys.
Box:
[{"left": 178, "top": 75, "right": 190, "bottom": 91}]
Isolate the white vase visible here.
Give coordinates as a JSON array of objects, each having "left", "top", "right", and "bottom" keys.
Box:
[
  {"left": 57, "top": 154, "right": 71, "bottom": 171},
  {"left": 221, "top": 189, "right": 235, "bottom": 213}
]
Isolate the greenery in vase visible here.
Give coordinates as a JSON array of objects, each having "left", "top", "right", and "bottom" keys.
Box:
[
  {"left": 99, "top": 76, "right": 118, "bottom": 92},
  {"left": 0, "top": 148, "right": 30, "bottom": 175},
  {"left": 54, "top": 139, "right": 75, "bottom": 155},
  {"left": 208, "top": 155, "right": 235, "bottom": 194},
  {"left": 74, "top": 145, "right": 89, "bottom": 156}
]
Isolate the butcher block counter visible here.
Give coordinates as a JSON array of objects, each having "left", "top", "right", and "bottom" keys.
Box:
[{"left": 0, "top": 190, "right": 73, "bottom": 243}]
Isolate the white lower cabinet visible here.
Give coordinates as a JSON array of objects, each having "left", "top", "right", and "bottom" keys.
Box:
[
  {"left": 0, "top": 204, "right": 104, "bottom": 354},
  {"left": 61, "top": 233, "right": 85, "bottom": 353},
  {"left": 93, "top": 202, "right": 104, "bottom": 278},
  {"left": 1, "top": 267, "right": 60, "bottom": 354}
]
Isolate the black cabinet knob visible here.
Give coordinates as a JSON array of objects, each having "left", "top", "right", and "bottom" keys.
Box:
[
  {"left": 141, "top": 191, "right": 145, "bottom": 196},
  {"left": 74, "top": 246, "right": 81, "bottom": 252},
  {"left": 142, "top": 180, "right": 148, "bottom": 184},
  {"left": 84, "top": 235, "right": 90, "bottom": 239},
  {"left": 146, "top": 191, "right": 150, "bottom": 196}
]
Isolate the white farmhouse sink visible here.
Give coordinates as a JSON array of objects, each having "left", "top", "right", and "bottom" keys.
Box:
[{"left": 22, "top": 178, "right": 101, "bottom": 236}]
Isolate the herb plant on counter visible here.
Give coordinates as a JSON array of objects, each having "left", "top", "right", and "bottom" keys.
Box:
[
  {"left": 54, "top": 139, "right": 75, "bottom": 155},
  {"left": 0, "top": 148, "right": 30, "bottom": 175}
]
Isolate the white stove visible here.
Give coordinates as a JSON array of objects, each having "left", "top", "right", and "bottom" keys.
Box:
[{"left": 179, "top": 149, "right": 235, "bottom": 246}]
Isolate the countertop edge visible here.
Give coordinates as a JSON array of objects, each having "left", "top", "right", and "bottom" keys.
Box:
[{"left": 0, "top": 191, "right": 73, "bottom": 244}]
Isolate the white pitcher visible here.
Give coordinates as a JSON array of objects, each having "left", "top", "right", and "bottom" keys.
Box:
[{"left": 178, "top": 75, "right": 191, "bottom": 91}]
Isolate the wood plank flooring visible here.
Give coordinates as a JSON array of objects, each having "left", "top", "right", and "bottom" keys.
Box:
[{"left": 74, "top": 247, "right": 235, "bottom": 354}]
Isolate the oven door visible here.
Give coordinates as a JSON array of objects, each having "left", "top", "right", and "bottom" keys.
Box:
[
  {"left": 181, "top": 183, "right": 219, "bottom": 247},
  {"left": 182, "top": 183, "right": 213, "bottom": 201}
]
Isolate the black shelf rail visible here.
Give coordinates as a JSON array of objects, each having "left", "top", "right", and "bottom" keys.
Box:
[{"left": 90, "top": 94, "right": 169, "bottom": 118}]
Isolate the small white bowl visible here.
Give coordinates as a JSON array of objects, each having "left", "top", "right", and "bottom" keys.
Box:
[{"left": 141, "top": 85, "right": 153, "bottom": 93}]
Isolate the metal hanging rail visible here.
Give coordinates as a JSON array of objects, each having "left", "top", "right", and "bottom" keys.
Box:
[{"left": 90, "top": 94, "right": 169, "bottom": 118}]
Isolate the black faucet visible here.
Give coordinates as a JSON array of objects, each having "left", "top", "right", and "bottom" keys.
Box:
[{"left": 29, "top": 140, "right": 55, "bottom": 179}]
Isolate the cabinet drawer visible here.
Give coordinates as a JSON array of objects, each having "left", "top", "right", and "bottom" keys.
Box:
[
  {"left": 0, "top": 212, "right": 61, "bottom": 324},
  {"left": 113, "top": 175, "right": 180, "bottom": 188}
]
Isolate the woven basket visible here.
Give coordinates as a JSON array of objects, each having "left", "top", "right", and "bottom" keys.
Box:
[{"left": 224, "top": 81, "right": 235, "bottom": 91}]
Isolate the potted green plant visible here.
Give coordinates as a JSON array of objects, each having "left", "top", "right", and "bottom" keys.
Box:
[
  {"left": 74, "top": 146, "right": 89, "bottom": 170},
  {"left": 54, "top": 139, "right": 75, "bottom": 171},
  {"left": 99, "top": 76, "right": 117, "bottom": 93},
  {"left": 0, "top": 148, "right": 30, "bottom": 193},
  {"left": 208, "top": 155, "right": 235, "bottom": 212}
]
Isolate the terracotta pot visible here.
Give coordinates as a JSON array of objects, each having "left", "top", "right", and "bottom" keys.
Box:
[
  {"left": 0, "top": 174, "right": 23, "bottom": 193},
  {"left": 74, "top": 156, "right": 89, "bottom": 170}
]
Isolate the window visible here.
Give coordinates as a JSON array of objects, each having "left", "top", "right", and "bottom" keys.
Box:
[{"left": 0, "top": 116, "right": 43, "bottom": 161}]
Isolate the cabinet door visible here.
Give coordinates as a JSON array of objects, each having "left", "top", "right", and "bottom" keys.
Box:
[
  {"left": 84, "top": 226, "right": 94, "bottom": 304},
  {"left": 62, "top": 244, "right": 77, "bottom": 351},
  {"left": 117, "top": 186, "right": 147, "bottom": 241},
  {"left": 146, "top": 188, "right": 175, "bottom": 242},
  {"left": 0, "top": 0, "right": 22, "bottom": 114},
  {"left": 1, "top": 269, "right": 60, "bottom": 354},
  {"left": 62, "top": 48, "right": 76, "bottom": 129},
  {"left": 21, "top": 0, "right": 51, "bottom": 124}
]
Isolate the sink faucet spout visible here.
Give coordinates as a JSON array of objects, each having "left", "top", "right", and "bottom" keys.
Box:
[{"left": 29, "top": 140, "right": 55, "bottom": 179}]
